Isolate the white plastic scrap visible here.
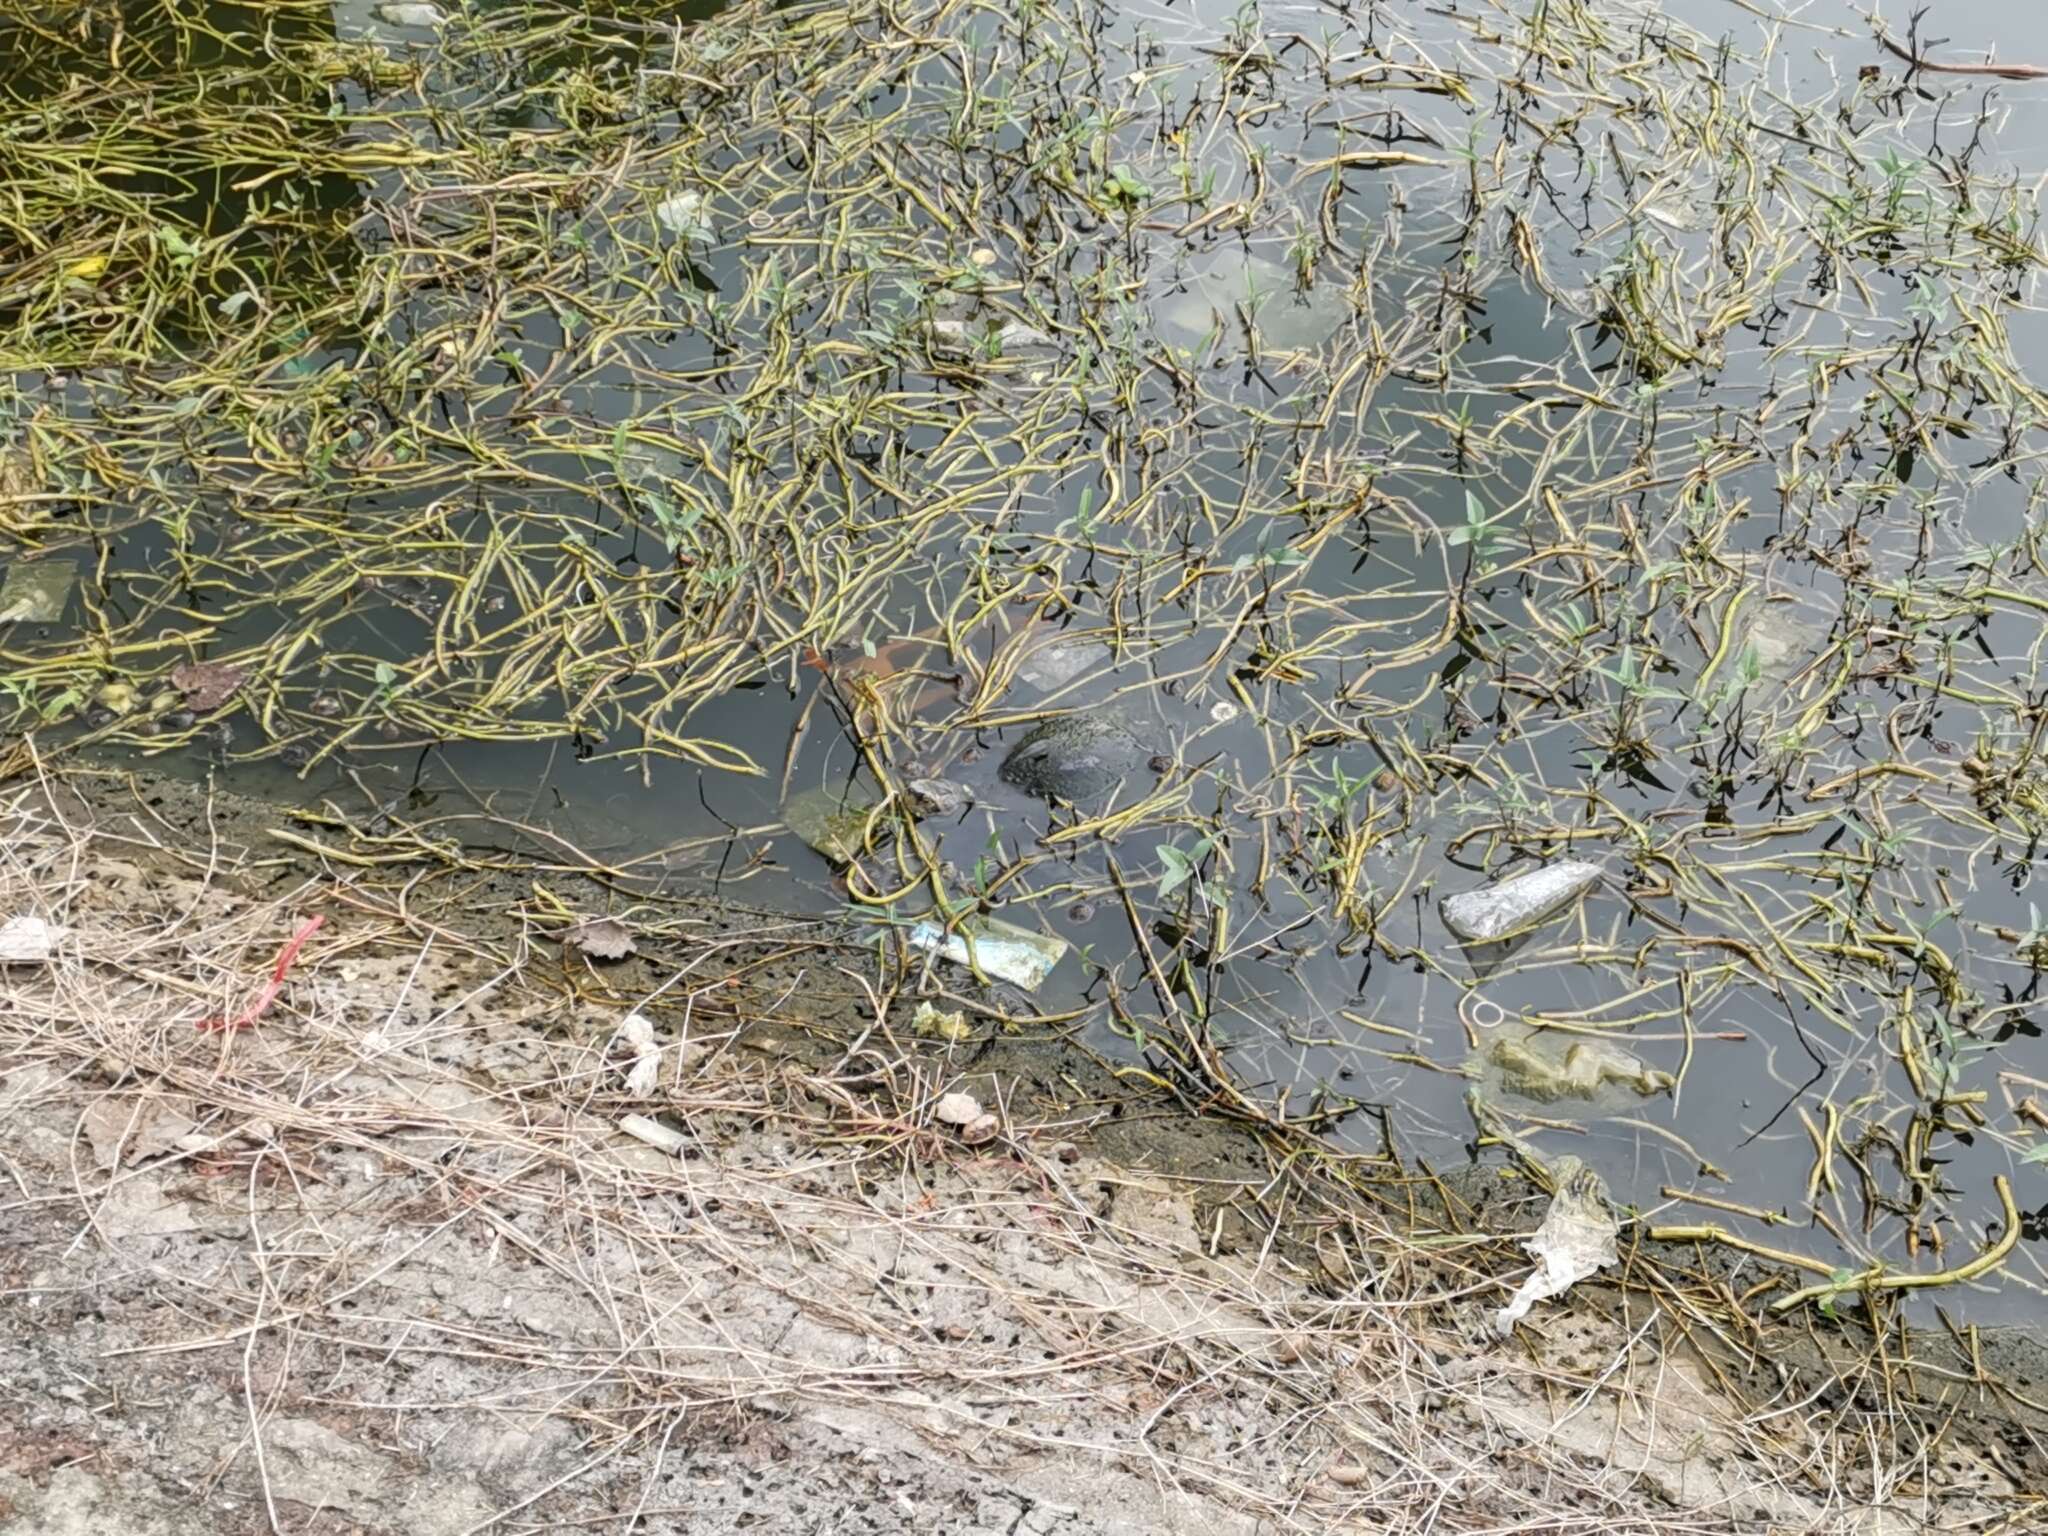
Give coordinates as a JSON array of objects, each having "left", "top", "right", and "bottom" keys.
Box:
[
  {"left": 1493, "top": 1159, "right": 1619, "bottom": 1336},
  {"left": 908, "top": 914, "right": 1068, "bottom": 991},
  {"left": 615, "top": 1012, "right": 663, "bottom": 1097},
  {"left": 655, "top": 189, "right": 715, "bottom": 242},
  {"left": 619, "top": 1114, "right": 686, "bottom": 1155},
  {"left": 1440, "top": 860, "right": 1602, "bottom": 945},
  {"left": 376, "top": 3, "right": 445, "bottom": 26},
  {"left": 0, "top": 915, "right": 62, "bottom": 963}
]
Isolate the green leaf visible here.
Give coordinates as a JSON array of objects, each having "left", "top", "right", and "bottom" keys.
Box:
[
  {"left": 1105, "top": 163, "right": 1150, "bottom": 203},
  {"left": 1156, "top": 843, "right": 1193, "bottom": 899}
]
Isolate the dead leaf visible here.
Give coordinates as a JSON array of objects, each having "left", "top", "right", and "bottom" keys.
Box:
[
  {"left": 169, "top": 659, "right": 248, "bottom": 712},
  {"left": 83, "top": 1096, "right": 200, "bottom": 1171},
  {"left": 565, "top": 918, "right": 636, "bottom": 961}
]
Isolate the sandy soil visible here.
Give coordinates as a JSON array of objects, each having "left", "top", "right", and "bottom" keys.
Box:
[{"left": 0, "top": 769, "right": 2043, "bottom": 1534}]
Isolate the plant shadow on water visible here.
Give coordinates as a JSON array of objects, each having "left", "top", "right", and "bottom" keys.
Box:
[{"left": 4, "top": 0, "right": 2048, "bottom": 1322}]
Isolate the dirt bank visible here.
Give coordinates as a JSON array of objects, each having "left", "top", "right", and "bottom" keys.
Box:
[{"left": 0, "top": 766, "right": 2041, "bottom": 1534}]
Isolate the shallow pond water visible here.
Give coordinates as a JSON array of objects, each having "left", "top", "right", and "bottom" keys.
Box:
[{"left": 6, "top": 0, "right": 2048, "bottom": 1322}]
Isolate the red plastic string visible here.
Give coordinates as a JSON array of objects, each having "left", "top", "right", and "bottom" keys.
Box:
[{"left": 199, "top": 914, "right": 326, "bottom": 1033}]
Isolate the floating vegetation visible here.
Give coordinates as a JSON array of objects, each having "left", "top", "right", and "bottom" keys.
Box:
[{"left": 3, "top": 0, "right": 2048, "bottom": 1320}]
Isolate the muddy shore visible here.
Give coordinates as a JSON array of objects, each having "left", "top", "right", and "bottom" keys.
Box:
[{"left": 0, "top": 765, "right": 2039, "bottom": 1533}]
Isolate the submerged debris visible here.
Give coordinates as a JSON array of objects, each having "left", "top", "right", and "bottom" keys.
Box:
[
  {"left": 0, "top": 560, "right": 73, "bottom": 624},
  {"left": 374, "top": 3, "right": 445, "bottom": 28},
  {"left": 783, "top": 786, "right": 887, "bottom": 865},
  {"left": 1480, "top": 1032, "right": 1674, "bottom": 1106},
  {"left": 1012, "top": 633, "right": 1109, "bottom": 692},
  {"left": 653, "top": 189, "right": 714, "bottom": 243}
]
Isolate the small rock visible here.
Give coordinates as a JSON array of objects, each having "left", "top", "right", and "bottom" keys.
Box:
[
  {"left": 961, "top": 1112, "right": 1001, "bottom": 1146},
  {"left": 906, "top": 777, "right": 971, "bottom": 817},
  {"left": 169, "top": 659, "right": 247, "bottom": 712},
  {"left": 933, "top": 1091, "right": 981, "bottom": 1126},
  {"left": 1000, "top": 712, "right": 1153, "bottom": 800}
]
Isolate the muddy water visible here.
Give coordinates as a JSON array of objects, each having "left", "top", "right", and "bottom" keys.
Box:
[{"left": 6, "top": 0, "right": 2048, "bottom": 1320}]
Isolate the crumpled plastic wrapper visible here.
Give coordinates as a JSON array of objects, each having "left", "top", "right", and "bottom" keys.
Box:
[
  {"left": 1494, "top": 1158, "right": 1620, "bottom": 1335},
  {"left": 1441, "top": 860, "right": 1603, "bottom": 944},
  {"left": 614, "top": 1012, "right": 662, "bottom": 1097}
]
